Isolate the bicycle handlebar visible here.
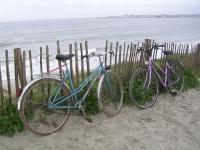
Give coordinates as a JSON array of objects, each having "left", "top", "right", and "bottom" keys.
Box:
[
  {"left": 81, "top": 51, "right": 114, "bottom": 59},
  {"left": 153, "top": 44, "right": 165, "bottom": 49},
  {"left": 137, "top": 44, "right": 165, "bottom": 53}
]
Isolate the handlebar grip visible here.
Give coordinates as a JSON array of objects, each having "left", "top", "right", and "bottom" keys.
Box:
[
  {"left": 109, "top": 51, "right": 114, "bottom": 56},
  {"left": 81, "top": 55, "right": 88, "bottom": 59},
  {"left": 157, "top": 44, "right": 165, "bottom": 47},
  {"left": 154, "top": 44, "right": 165, "bottom": 48},
  {"left": 137, "top": 47, "right": 143, "bottom": 53}
]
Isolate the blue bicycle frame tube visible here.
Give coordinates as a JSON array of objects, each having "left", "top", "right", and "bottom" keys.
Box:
[{"left": 48, "top": 64, "right": 104, "bottom": 109}]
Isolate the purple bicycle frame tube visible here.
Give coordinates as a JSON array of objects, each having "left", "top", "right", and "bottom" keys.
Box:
[
  {"left": 149, "top": 56, "right": 168, "bottom": 87},
  {"left": 144, "top": 56, "right": 152, "bottom": 88}
]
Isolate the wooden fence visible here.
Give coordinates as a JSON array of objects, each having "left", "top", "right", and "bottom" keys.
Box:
[{"left": 0, "top": 39, "right": 200, "bottom": 115}]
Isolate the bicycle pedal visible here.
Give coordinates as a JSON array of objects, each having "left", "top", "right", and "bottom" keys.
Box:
[
  {"left": 79, "top": 106, "right": 92, "bottom": 122},
  {"left": 167, "top": 87, "right": 177, "bottom": 97},
  {"left": 84, "top": 116, "right": 93, "bottom": 123},
  {"left": 170, "top": 91, "right": 177, "bottom": 97}
]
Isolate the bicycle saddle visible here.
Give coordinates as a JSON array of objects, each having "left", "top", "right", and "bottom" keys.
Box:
[
  {"left": 162, "top": 50, "right": 173, "bottom": 55},
  {"left": 56, "top": 54, "right": 74, "bottom": 61}
]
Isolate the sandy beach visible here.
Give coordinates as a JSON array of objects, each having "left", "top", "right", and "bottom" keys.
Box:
[{"left": 0, "top": 89, "right": 200, "bottom": 150}]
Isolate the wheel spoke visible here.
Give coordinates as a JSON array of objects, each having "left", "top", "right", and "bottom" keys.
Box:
[
  {"left": 129, "top": 68, "right": 158, "bottom": 109},
  {"left": 20, "top": 77, "right": 70, "bottom": 135},
  {"left": 168, "top": 63, "right": 184, "bottom": 95},
  {"left": 99, "top": 71, "right": 123, "bottom": 116}
]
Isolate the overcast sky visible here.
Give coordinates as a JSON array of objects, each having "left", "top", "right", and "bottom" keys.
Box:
[{"left": 0, "top": 0, "right": 200, "bottom": 22}]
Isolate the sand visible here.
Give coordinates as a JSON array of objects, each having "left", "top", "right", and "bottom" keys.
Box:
[{"left": 0, "top": 89, "right": 200, "bottom": 150}]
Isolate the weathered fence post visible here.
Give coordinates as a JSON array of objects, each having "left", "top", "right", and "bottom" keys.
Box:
[
  {"left": 109, "top": 42, "right": 113, "bottom": 66},
  {"left": 85, "top": 41, "right": 90, "bottom": 75},
  {"left": 40, "top": 47, "right": 43, "bottom": 76},
  {"left": 22, "top": 51, "right": 27, "bottom": 86},
  {"left": 123, "top": 42, "right": 126, "bottom": 63},
  {"left": 29, "top": 50, "right": 33, "bottom": 80},
  {"left": 17, "top": 49, "right": 25, "bottom": 88},
  {"left": 144, "top": 39, "right": 152, "bottom": 57},
  {"left": 124, "top": 44, "right": 130, "bottom": 77},
  {"left": 125, "top": 44, "right": 130, "bottom": 63},
  {"left": 80, "top": 43, "right": 84, "bottom": 81},
  {"left": 118, "top": 45, "right": 122, "bottom": 75},
  {"left": 14, "top": 49, "right": 19, "bottom": 98},
  {"left": 39, "top": 47, "right": 45, "bottom": 97},
  {"left": 196, "top": 43, "right": 200, "bottom": 73},
  {"left": 141, "top": 39, "right": 151, "bottom": 67},
  {"left": 105, "top": 40, "right": 108, "bottom": 67},
  {"left": 131, "top": 44, "right": 137, "bottom": 73},
  {"left": 114, "top": 42, "right": 119, "bottom": 73},
  {"left": 57, "top": 41, "right": 62, "bottom": 78},
  {"left": 184, "top": 45, "right": 189, "bottom": 66},
  {"left": 46, "top": 46, "right": 50, "bottom": 74},
  {"left": 69, "top": 44, "right": 74, "bottom": 83},
  {"left": 135, "top": 42, "right": 140, "bottom": 68},
  {"left": 74, "top": 42, "right": 79, "bottom": 85},
  {"left": 127, "top": 43, "right": 133, "bottom": 77},
  {"left": 18, "top": 50, "right": 25, "bottom": 86},
  {"left": 5, "top": 50, "right": 11, "bottom": 102},
  {"left": 0, "top": 62, "right": 3, "bottom": 110},
  {"left": 13, "top": 48, "right": 26, "bottom": 98}
]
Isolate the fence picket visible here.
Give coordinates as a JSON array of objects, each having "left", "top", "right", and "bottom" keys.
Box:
[
  {"left": 29, "top": 50, "right": 33, "bottom": 80},
  {"left": 80, "top": 43, "right": 84, "bottom": 81},
  {"left": 114, "top": 42, "right": 119, "bottom": 73},
  {"left": 5, "top": 50, "right": 11, "bottom": 102},
  {"left": 74, "top": 42, "right": 79, "bottom": 85},
  {"left": 85, "top": 41, "right": 90, "bottom": 75}
]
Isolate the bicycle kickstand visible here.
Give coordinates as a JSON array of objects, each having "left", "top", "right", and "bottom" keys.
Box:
[
  {"left": 80, "top": 105, "right": 93, "bottom": 123},
  {"left": 167, "top": 87, "right": 177, "bottom": 97}
]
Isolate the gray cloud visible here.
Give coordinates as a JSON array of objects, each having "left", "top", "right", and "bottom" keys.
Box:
[{"left": 0, "top": 0, "right": 199, "bottom": 22}]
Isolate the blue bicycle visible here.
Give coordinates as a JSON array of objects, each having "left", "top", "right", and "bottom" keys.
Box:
[{"left": 18, "top": 51, "right": 123, "bottom": 135}]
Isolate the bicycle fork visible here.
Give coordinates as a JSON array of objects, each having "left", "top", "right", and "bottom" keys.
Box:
[{"left": 143, "top": 67, "right": 152, "bottom": 89}]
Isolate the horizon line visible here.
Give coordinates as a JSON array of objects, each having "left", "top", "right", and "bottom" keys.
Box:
[{"left": 1, "top": 13, "right": 200, "bottom": 23}]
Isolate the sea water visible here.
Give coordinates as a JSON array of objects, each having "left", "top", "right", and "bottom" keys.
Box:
[{"left": 0, "top": 17, "right": 200, "bottom": 80}]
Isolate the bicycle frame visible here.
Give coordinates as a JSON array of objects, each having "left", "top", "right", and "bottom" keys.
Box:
[
  {"left": 146, "top": 56, "right": 180, "bottom": 88},
  {"left": 48, "top": 58, "right": 112, "bottom": 110}
]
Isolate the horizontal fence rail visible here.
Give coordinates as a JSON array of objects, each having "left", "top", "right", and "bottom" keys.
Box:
[{"left": 0, "top": 39, "right": 200, "bottom": 115}]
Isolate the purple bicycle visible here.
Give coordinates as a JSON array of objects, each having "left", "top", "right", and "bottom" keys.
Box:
[{"left": 129, "top": 44, "right": 184, "bottom": 109}]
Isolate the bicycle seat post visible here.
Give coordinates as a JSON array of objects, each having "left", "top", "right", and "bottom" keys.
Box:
[
  {"left": 63, "top": 60, "right": 68, "bottom": 71},
  {"left": 98, "top": 55, "right": 103, "bottom": 64}
]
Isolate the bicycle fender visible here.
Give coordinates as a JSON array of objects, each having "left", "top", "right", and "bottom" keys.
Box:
[
  {"left": 97, "top": 70, "right": 113, "bottom": 109},
  {"left": 97, "top": 74, "right": 104, "bottom": 101},
  {"left": 17, "top": 76, "right": 62, "bottom": 110}
]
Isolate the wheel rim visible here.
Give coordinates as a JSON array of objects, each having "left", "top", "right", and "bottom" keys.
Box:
[
  {"left": 99, "top": 71, "right": 123, "bottom": 116},
  {"left": 129, "top": 69, "right": 158, "bottom": 109},
  {"left": 20, "top": 78, "right": 70, "bottom": 135}
]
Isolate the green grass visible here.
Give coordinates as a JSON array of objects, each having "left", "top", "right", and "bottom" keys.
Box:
[
  {"left": 0, "top": 100, "right": 24, "bottom": 136},
  {"left": 183, "top": 69, "right": 200, "bottom": 90}
]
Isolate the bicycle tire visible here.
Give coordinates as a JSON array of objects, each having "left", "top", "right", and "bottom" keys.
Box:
[
  {"left": 98, "top": 70, "right": 123, "bottom": 117},
  {"left": 129, "top": 68, "right": 159, "bottom": 109},
  {"left": 19, "top": 77, "right": 70, "bottom": 135}
]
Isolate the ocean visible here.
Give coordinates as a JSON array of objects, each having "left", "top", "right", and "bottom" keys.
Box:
[{"left": 0, "top": 17, "right": 200, "bottom": 79}]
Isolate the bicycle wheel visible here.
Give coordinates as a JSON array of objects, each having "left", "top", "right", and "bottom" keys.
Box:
[
  {"left": 129, "top": 68, "right": 159, "bottom": 109},
  {"left": 167, "top": 62, "right": 184, "bottom": 95},
  {"left": 98, "top": 71, "right": 123, "bottom": 117},
  {"left": 19, "top": 77, "right": 71, "bottom": 135}
]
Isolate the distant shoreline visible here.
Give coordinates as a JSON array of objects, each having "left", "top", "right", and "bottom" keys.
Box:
[{"left": 101, "top": 14, "right": 200, "bottom": 19}]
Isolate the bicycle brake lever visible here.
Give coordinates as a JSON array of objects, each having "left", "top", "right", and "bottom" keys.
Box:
[
  {"left": 110, "top": 51, "right": 114, "bottom": 56},
  {"left": 137, "top": 47, "right": 143, "bottom": 53},
  {"left": 81, "top": 55, "right": 88, "bottom": 59}
]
